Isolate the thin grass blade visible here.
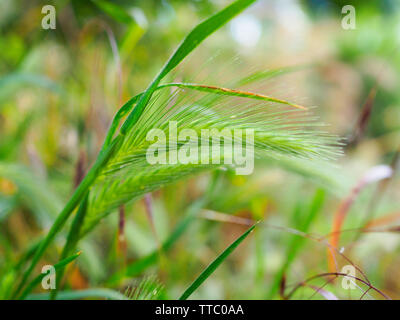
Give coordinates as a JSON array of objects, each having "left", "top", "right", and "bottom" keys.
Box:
[
  {"left": 19, "top": 252, "right": 81, "bottom": 300},
  {"left": 179, "top": 224, "right": 256, "bottom": 300}
]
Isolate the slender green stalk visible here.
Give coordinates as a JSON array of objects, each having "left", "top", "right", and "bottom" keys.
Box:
[
  {"left": 107, "top": 198, "right": 205, "bottom": 285},
  {"left": 14, "top": 0, "right": 257, "bottom": 299},
  {"left": 50, "top": 195, "right": 89, "bottom": 300},
  {"left": 267, "top": 189, "right": 325, "bottom": 298},
  {"left": 19, "top": 252, "right": 81, "bottom": 300},
  {"left": 14, "top": 239, "right": 42, "bottom": 273},
  {"left": 13, "top": 136, "right": 122, "bottom": 298},
  {"left": 179, "top": 224, "right": 256, "bottom": 300},
  {"left": 119, "top": 0, "right": 257, "bottom": 135}
]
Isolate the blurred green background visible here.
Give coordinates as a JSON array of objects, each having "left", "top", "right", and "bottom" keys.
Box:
[{"left": 0, "top": 0, "right": 400, "bottom": 300}]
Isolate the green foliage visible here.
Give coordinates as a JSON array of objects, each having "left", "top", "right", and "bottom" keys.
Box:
[
  {"left": 1, "top": 0, "right": 397, "bottom": 301},
  {"left": 0, "top": 73, "right": 63, "bottom": 104},
  {"left": 83, "top": 85, "right": 340, "bottom": 235},
  {"left": 179, "top": 224, "right": 256, "bottom": 300},
  {"left": 268, "top": 189, "right": 325, "bottom": 298},
  {"left": 13, "top": 0, "right": 262, "bottom": 298},
  {"left": 0, "top": 162, "right": 63, "bottom": 225},
  {"left": 19, "top": 252, "right": 81, "bottom": 300}
]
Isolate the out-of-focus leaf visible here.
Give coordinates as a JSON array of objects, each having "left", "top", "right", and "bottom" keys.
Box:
[
  {"left": 0, "top": 73, "right": 63, "bottom": 103},
  {"left": 91, "top": 0, "right": 135, "bottom": 24},
  {"left": 268, "top": 189, "right": 325, "bottom": 298},
  {"left": 0, "top": 195, "right": 17, "bottom": 221},
  {"left": 0, "top": 162, "right": 63, "bottom": 227}
]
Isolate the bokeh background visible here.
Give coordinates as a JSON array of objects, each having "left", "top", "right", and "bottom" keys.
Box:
[{"left": 1, "top": 0, "right": 400, "bottom": 299}]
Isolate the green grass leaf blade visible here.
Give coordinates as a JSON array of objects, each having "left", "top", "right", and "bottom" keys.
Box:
[
  {"left": 164, "top": 83, "right": 306, "bottom": 109},
  {"left": 102, "top": 80, "right": 304, "bottom": 149},
  {"left": 120, "top": 0, "right": 257, "bottom": 135},
  {"left": 107, "top": 199, "right": 205, "bottom": 285},
  {"left": 50, "top": 195, "right": 89, "bottom": 300},
  {"left": 179, "top": 224, "right": 256, "bottom": 300},
  {"left": 102, "top": 94, "right": 141, "bottom": 149},
  {"left": 13, "top": 240, "right": 42, "bottom": 273},
  {"left": 267, "top": 189, "right": 325, "bottom": 298},
  {"left": 91, "top": 0, "right": 133, "bottom": 24},
  {"left": 286, "top": 189, "right": 325, "bottom": 265},
  {"left": 158, "top": 0, "right": 256, "bottom": 80},
  {"left": 19, "top": 252, "right": 81, "bottom": 300},
  {"left": 0, "top": 73, "right": 63, "bottom": 103},
  {"left": 13, "top": 136, "right": 122, "bottom": 298}
]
